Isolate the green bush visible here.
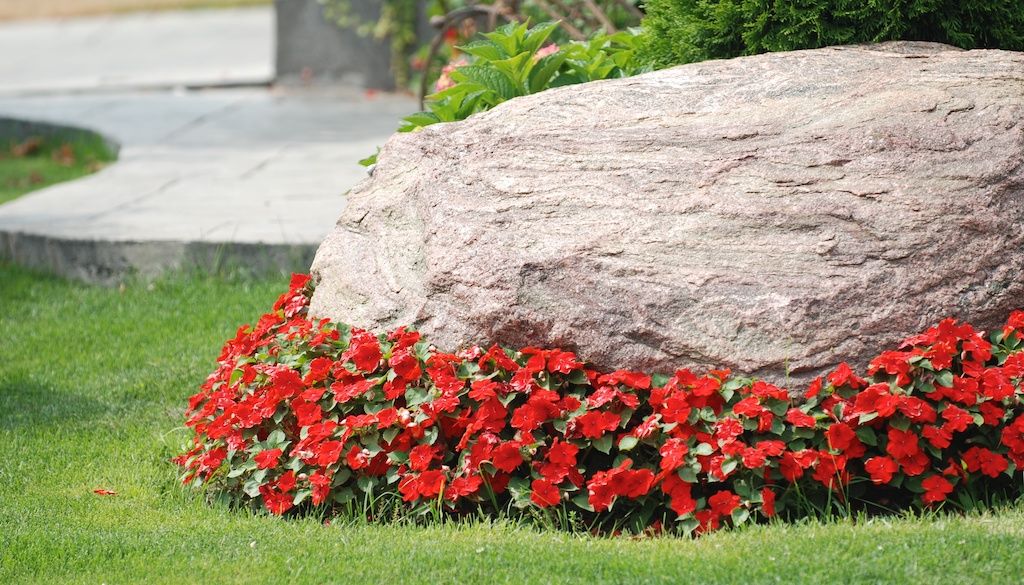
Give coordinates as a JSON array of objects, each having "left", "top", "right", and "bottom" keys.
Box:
[
  {"left": 362, "top": 21, "right": 647, "bottom": 166},
  {"left": 639, "top": 0, "right": 1024, "bottom": 68}
]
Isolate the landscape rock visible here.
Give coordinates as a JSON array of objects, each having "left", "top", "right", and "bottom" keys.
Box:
[{"left": 309, "top": 42, "right": 1024, "bottom": 386}]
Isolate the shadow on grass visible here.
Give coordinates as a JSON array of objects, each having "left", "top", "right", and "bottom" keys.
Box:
[{"left": 0, "top": 376, "right": 108, "bottom": 429}]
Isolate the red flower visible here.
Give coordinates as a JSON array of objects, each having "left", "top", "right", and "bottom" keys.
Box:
[
  {"left": 254, "top": 448, "right": 283, "bottom": 470},
  {"left": 574, "top": 410, "right": 621, "bottom": 439},
  {"left": 661, "top": 473, "right": 696, "bottom": 516},
  {"left": 921, "top": 475, "right": 954, "bottom": 505},
  {"left": 828, "top": 362, "right": 866, "bottom": 390},
  {"left": 886, "top": 428, "right": 920, "bottom": 460},
  {"left": 309, "top": 472, "right": 331, "bottom": 505},
  {"left": 409, "top": 444, "right": 436, "bottom": 472},
  {"left": 864, "top": 456, "right": 898, "bottom": 484},
  {"left": 785, "top": 408, "right": 816, "bottom": 428},
  {"left": 921, "top": 425, "right": 952, "bottom": 449},
  {"left": 314, "top": 440, "right": 344, "bottom": 468},
  {"left": 303, "top": 356, "right": 333, "bottom": 385},
  {"left": 587, "top": 460, "right": 654, "bottom": 512},
  {"left": 342, "top": 330, "right": 382, "bottom": 372},
  {"left": 732, "top": 397, "right": 766, "bottom": 418},
  {"left": 445, "top": 474, "right": 483, "bottom": 501},
  {"left": 708, "top": 490, "right": 741, "bottom": 517},
  {"left": 547, "top": 439, "right": 579, "bottom": 467},
  {"left": 741, "top": 447, "right": 767, "bottom": 469},
  {"left": 825, "top": 423, "right": 858, "bottom": 452},
  {"left": 962, "top": 446, "right": 1008, "bottom": 478},
  {"left": 941, "top": 405, "right": 973, "bottom": 433},
  {"left": 659, "top": 438, "right": 689, "bottom": 472},
  {"left": 398, "top": 470, "right": 446, "bottom": 502},
  {"left": 491, "top": 442, "right": 524, "bottom": 473},
  {"left": 531, "top": 478, "right": 562, "bottom": 507},
  {"left": 761, "top": 487, "right": 776, "bottom": 517}
]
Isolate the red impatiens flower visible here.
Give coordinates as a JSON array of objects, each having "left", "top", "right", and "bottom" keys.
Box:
[
  {"left": 587, "top": 460, "right": 655, "bottom": 512},
  {"left": 921, "top": 425, "right": 952, "bottom": 449},
  {"left": 342, "top": 330, "right": 382, "bottom": 372},
  {"left": 177, "top": 273, "right": 1024, "bottom": 536},
  {"left": 708, "top": 490, "right": 741, "bottom": 518},
  {"left": 445, "top": 474, "right": 483, "bottom": 501},
  {"left": 785, "top": 408, "right": 816, "bottom": 428},
  {"left": 491, "top": 441, "right": 524, "bottom": 473},
  {"left": 408, "top": 444, "right": 436, "bottom": 472},
  {"left": 760, "top": 487, "right": 776, "bottom": 517},
  {"left": 573, "top": 410, "right": 621, "bottom": 439},
  {"left": 962, "top": 446, "right": 1009, "bottom": 478},
  {"left": 941, "top": 405, "right": 974, "bottom": 434},
  {"left": 864, "top": 456, "right": 898, "bottom": 484},
  {"left": 886, "top": 428, "right": 920, "bottom": 460},
  {"left": 309, "top": 472, "right": 331, "bottom": 505},
  {"left": 314, "top": 440, "right": 344, "bottom": 468},
  {"left": 828, "top": 362, "right": 867, "bottom": 390},
  {"left": 921, "top": 475, "right": 954, "bottom": 505},
  {"left": 398, "top": 470, "right": 446, "bottom": 502},
  {"left": 825, "top": 423, "right": 858, "bottom": 453},
  {"left": 531, "top": 478, "right": 562, "bottom": 507},
  {"left": 303, "top": 356, "right": 333, "bottom": 385},
  {"left": 254, "top": 448, "right": 283, "bottom": 470},
  {"left": 659, "top": 438, "right": 689, "bottom": 472}
]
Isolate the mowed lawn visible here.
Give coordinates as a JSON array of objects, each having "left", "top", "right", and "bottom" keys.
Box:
[{"left": 2, "top": 263, "right": 1024, "bottom": 584}]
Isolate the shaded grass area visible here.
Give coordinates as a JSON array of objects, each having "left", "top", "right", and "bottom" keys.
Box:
[
  {"left": 0, "top": 0, "right": 269, "bottom": 21},
  {"left": 1, "top": 263, "right": 1023, "bottom": 583},
  {"left": 0, "top": 134, "right": 115, "bottom": 206}
]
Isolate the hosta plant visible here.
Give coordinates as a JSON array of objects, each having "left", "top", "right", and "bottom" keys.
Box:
[
  {"left": 175, "top": 274, "right": 1024, "bottom": 535},
  {"left": 361, "top": 21, "right": 646, "bottom": 166}
]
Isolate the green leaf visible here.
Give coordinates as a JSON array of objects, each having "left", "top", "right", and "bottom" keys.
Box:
[
  {"left": 458, "top": 39, "right": 506, "bottom": 61},
  {"left": 457, "top": 65, "right": 519, "bottom": 101},
  {"left": 242, "top": 478, "right": 261, "bottom": 498},
  {"left": 855, "top": 426, "right": 878, "bottom": 446},
  {"left": 935, "top": 370, "right": 954, "bottom": 388},
  {"left": 572, "top": 493, "right": 594, "bottom": 512},
  {"left": 357, "top": 150, "right": 378, "bottom": 167},
  {"left": 679, "top": 466, "right": 698, "bottom": 483},
  {"left": 731, "top": 507, "right": 750, "bottom": 525},
  {"left": 292, "top": 489, "right": 311, "bottom": 506},
  {"left": 521, "top": 21, "right": 559, "bottom": 55},
  {"left": 592, "top": 434, "right": 613, "bottom": 454},
  {"left": 693, "top": 443, "right": 714, "bottom": 456},
  {"left": 357, "top": 476, "right": 376, "bottom": 494},
  {"left": 528, "top": 52, "right": 568, "bottom": 94},
  {"left": 618, "top": 435, "right": 639, "bottom": 451}
]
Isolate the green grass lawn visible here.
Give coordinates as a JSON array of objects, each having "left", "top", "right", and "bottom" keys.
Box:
[
  {"left": 0, "top": 134, "right": 115, "bottom": 206},
  {"left": 2, "top": 263, "right": 1023, "bottom": 584}
]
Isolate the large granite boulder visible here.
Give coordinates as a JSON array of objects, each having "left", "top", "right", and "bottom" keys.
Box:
[{"left": 309, "top": 42, "right": 1024, "bottom": 385}]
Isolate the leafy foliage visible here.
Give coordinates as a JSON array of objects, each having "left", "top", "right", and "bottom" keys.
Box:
[
  {"left": 176, "top": 274, "right": 1024, "bottom": 535},
  {"left": 362, "top": 21, "right": 646, "bottom": 166},
  {"left": 638, "top": 0, "right": 1024, "bottom": 68}
]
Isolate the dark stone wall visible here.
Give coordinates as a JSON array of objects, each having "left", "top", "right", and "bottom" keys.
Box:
[{"left": 275, "top": 0, "right": 431, "bottom": 90}]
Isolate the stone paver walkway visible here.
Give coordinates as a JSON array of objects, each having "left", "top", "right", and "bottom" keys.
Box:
[
  {"left": 0, "top": 8, "right": 416, "bottom": 282},
  {"left": 0, "top": 7, "right": 273, "bottom": 95}
]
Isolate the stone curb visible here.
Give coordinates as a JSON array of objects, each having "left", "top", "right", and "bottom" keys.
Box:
[{"left": 0, "top": 230, "right": 316, "bottom": 284}]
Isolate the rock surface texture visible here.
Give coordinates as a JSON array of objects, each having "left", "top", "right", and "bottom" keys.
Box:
[{"left": 310, "top": 42, "right": 1024, "bottom": 385}]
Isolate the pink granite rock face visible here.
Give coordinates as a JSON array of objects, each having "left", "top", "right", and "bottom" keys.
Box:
[{"left": 309, "top": 42, "right": 1024, "bottom": 385}]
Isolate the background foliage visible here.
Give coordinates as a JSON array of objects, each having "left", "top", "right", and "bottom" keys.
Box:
[{"left": 638, "top": 0, "right": 1024, "bottom": 68}]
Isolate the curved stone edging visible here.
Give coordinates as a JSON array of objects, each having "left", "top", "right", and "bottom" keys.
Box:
[
  {"left": 0, "top": 116, "right": 120, "bottom": 157},
  {"left": 0, "top": 230, "right": 316, "bottom": 284}
]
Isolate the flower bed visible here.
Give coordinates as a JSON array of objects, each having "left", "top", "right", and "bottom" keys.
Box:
[{"left": 175, "top": 274, "right": 1024, "bottom": 534}]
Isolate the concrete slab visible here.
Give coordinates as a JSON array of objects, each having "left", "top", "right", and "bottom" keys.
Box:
[
  {"left": 0, "top": 86, "right": 415, "bottom": 282},
  {"left": 0, "top": 7, "right": 273, "bottom": 95}
]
